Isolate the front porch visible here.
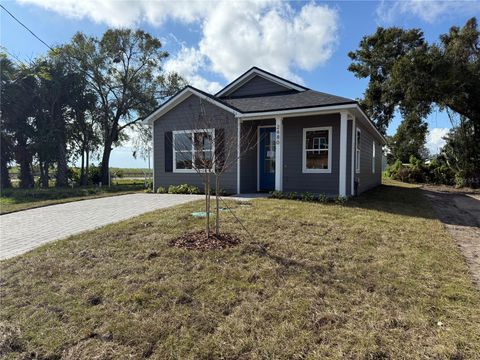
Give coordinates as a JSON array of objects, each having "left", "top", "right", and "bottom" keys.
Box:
[{"left": 236, "top": 111, "right": 354, "bottom": 197}]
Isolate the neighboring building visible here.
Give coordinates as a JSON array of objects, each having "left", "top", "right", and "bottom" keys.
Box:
[{"left": 144, "top": 67, "right": 385, "bottom": 196}]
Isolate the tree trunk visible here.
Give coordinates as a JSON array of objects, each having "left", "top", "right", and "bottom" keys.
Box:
[
  {"left": 100, "top": 139, "right": 113, "bottom": 186},
  {"left": 85, "top": 148, "right": 90, "bottom": 186},
  {"left": 40, "top": 161, "right": 50, "bottom": 188},
  {"left": 0, "top": 146, "right": 11, "bottom": 189},
  {"left": 56, "top": 140, "right": 68, "bottom": 187},
  {"left": 16, "top": 140, "right": 34, "bottom": 189},
  {"left": 80, "top": 146, "right": 86, "bottom": 186},
  {"left": 215, "top": 176, "right": 220, "bottom": 236},
  {"left": 205, "top": 174, "right": 211, "bottom": 238}
]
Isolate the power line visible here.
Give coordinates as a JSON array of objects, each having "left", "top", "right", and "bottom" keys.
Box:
[
  {"left": 0, "top": 46, "right": 28, "bottom": 66},
  {"left": 0, "top": 4, "right": 54, "bottom": 52}
]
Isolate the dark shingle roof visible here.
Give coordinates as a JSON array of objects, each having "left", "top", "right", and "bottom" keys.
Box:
[{"left": 221, "top": 90, "right": 356, "bottom": 113}]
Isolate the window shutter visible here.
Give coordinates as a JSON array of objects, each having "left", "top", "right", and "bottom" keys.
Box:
[
  {"left": 215, "top": 128, "right": 225, "bottom": 172},
  {"left": 164, "top": 131, "right": 173, "bottom": 172}
]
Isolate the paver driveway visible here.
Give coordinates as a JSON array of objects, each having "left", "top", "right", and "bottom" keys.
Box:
[{"left": 0, "top": 193, "right": 203, "bottom": 260}]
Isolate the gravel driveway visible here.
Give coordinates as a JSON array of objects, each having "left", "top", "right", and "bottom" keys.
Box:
[
  {"left": 423, "top": 187, "right": 480, "bottom": 288},
  {"left": 0, "top": 193, "right": 202, "bottom": 260}
]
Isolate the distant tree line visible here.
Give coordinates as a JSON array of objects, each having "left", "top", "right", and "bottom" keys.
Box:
[
  {"left": 1, "top": 29, "right": 185, "bottom": 189},
  {"left": 349, "top": 17, "right": 480, "bottom": 187}
]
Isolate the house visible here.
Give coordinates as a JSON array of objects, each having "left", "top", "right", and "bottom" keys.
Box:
[{"left": 144, "top": 67, "right": 385, "bottom": 196}]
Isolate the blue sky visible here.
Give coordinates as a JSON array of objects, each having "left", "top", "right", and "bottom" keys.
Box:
[{"left": 2, "top": 0, "right": 479, "bottom": 168}]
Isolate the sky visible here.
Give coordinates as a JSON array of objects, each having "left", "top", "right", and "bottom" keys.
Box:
[{"left": 2, "top": 0, "right": 479, "bottom": 168}]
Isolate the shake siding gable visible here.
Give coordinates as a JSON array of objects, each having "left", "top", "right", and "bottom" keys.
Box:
[
  {"left": 153, "top": 94, "right": 238, "bottom": 193},
  {"left": 226, "top": 75, "right": 292, "bottom": 98}
]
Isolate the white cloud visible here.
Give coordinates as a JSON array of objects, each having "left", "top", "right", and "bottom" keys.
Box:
[
  {"left": 163, "top": 46, "right": 222, "bottom": 93},
  {"left": 199, "top": 1, "right": 338, "bottom": 82},
  {"left": 376, "top": 0, "right": 480, "bottom": 24},
  {"left": 17, "top": 0, "right": 209, "bottom": 27},
  {"left": 17, "top": 0, "right": 339, "bottom": 92},
  {"left": 426, "top": 127, "right": 449, "bottom": 154}
]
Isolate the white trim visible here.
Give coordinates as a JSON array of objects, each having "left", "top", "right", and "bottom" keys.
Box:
[
  {"left": 275, "top": 117, "right": 283, "bottom": 191},
  {"left": 216, "top": 68, "right": 306, "bottom": 97},
  {"left": 152, "top": 123, "right": 155, "bottom": 191},
  {"left": 172, "top": 129, "right": 215, "bottom": 173},
  {"left": 339, "top": 112, "right": 348, "bottom": 197},
  {"left": 256, "top": 125, "right": 275, "bottom": 192},
  {"left": 351, "top": 117, "right": 356, "bottom": 196},
  {"left": 144, "top": 87, "right": 240, "bottom": 125},
  {"left": 302, "top": 126, "right": 332, "bottom": 174},
  {"left": 239, "top": 104, "right": 355, "bottom": 120},
  {"left": 372, "top": 140, "right": 376, "bottom": 174},
  {"left": 237, "top": 119, "right": 241, "bottom": 194},
  {"left": 239, "top": 103, "right": 385, "bottom": 145},
  {"left": 355, "top": 127, "right": 361, "bottom": 174}
]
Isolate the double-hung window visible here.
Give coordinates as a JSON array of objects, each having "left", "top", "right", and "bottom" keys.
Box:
[
  {"left": 173, "top": 129, "right": 214, "bottom": 173},
  {"left": 355, "top": 128, "right": 361, "bottom": 174},
  {"left": 302, "top": 127, "right": 332, "bottom": 173}
]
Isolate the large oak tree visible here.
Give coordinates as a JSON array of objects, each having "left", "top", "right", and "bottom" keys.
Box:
[
  {"left": 61, "top": 29, "right": 183, "bottom": 184},
  {"left": 349, "top": 17, "right": 480, "bottom": 181}
]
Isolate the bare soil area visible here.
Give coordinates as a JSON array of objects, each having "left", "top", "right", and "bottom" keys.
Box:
[
  {"left": 169, "top": 231, "right": 241, "bottom": 250},
  {"left": 422, "top": 184, "right": 480, "bottom": 288}
]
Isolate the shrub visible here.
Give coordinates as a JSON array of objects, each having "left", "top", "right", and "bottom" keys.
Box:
[
  {"left": 88, "top": 166, "right": 102, "bottom": 185},
  {"left": 286, "top": 192, "right": 298, "bottom": 200},
  {"left": 156, "top": 186, "right": 166, "bottom": 194},
  {"left": 317, "top": 193, "right": 328, "bottom": 203},
  {"left": 335, "top": 196, "right": 348, "bottom": 204},
  {"left": 301, "top": 192, "right": 315, "bottom": 202},
  {"left": 269, "top": 191, "right": 284, "bottom": 199},
  {"left": 167, "top": 184, "right": 200, "bottom": 194}
]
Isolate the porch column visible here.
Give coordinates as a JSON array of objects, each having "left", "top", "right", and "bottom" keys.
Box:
[
  {"left": 236, "top": 118, "right": 241, "bottom": 194},
  {"left": 339, "top": 111, "right": 348, "bottom": 197},
  {"left": 275, "top": 116, "right": 283, "bottom": 191}
]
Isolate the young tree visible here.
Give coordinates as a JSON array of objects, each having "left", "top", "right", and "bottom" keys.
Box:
[
  {"left": 67, "top": 72, "right": 98, "bottom": 186},
  {"left": 61, "top": 29, "right": 184, "bottom": 185},
  {"left": 171, "top": 100, "right": 257, "bottom": 237}
]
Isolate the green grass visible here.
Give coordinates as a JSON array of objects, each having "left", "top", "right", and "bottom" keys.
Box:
[
  {"left": 1, "top": 181, "right": 479, "bottom": 359},
  {"left": 0, "top": 184, "right": 145, "bottom": 214}
]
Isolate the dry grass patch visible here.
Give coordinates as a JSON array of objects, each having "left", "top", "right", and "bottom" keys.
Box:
[{"left": 0, "top": 182, "right": 479, "bottom": 359}]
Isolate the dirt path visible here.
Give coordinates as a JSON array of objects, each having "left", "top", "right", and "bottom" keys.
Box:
[{"left": 422, "top": 186, "right": 480, "bottom": 288}]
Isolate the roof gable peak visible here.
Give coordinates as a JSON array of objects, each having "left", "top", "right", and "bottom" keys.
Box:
[{"left": 216, "top": 67, "right": 308, "bottom": 98}]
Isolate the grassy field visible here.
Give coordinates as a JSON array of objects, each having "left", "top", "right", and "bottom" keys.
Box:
[
  {"left": 1, "top": 181, "right": 479, "bottom": 359},
  {"left": 0, "top": 183, "right": 145, "bottom": 214}
]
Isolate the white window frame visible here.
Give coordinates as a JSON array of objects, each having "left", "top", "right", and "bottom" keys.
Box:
[
  {"left": 172, "top": 129, "right": 215, "bottom": 173},
  {"left": 302, "top": 126, "right": 332, "bottom": 174},
  {"left": 355, "top": 128, "right": 361, "bottom": 174},
  {"left": 372, "top": 140, "right": 376, "bottom": 173}
]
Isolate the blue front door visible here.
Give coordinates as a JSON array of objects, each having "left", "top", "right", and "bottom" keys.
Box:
[{"left": 259, "top": 127, "right": 276, "bottom": 191}]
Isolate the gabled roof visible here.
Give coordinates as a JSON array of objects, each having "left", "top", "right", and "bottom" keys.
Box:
[
  {"left": 223, "top": 89, "right": 355, "bottom": 113},
  {"left": 143, "top": 67, "right": 386, "bottom": 144},
  {"left": 215, "top": 66, "right": 308, "bottom": 98},
  {"left": 143, "top": 85, "right": 242, "bottom": 125}
]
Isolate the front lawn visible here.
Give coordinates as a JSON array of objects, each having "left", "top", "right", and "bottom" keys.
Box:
[
  {"left": 1, "top": 182, "right": 479, "bottom": 359},
  {"left": 0, "top": 183, "right": 145, "bottom": 214}
]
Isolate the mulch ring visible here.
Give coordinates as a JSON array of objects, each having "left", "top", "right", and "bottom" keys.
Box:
[{"left": 169, "top": 231, "right": 241, "bottom": 251}]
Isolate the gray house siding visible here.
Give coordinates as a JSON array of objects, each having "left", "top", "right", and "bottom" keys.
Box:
[
  {"left": 282, "top": 114, "right": 340, "bottom": 195},
  {"left": 240, "top": 119, "right": 275, "bottom": 193},
  {"left": 346, "top": 120, "right": 353, "bottom": 197},
  {"left": 355, "top": 122, "right": 382, "bottom": 194},
  {"left": 227, "top": 75, "right": 291, "bottom": 98},
  {"left": 153, "top": 95, "right": 238, "bottom": 193}
]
